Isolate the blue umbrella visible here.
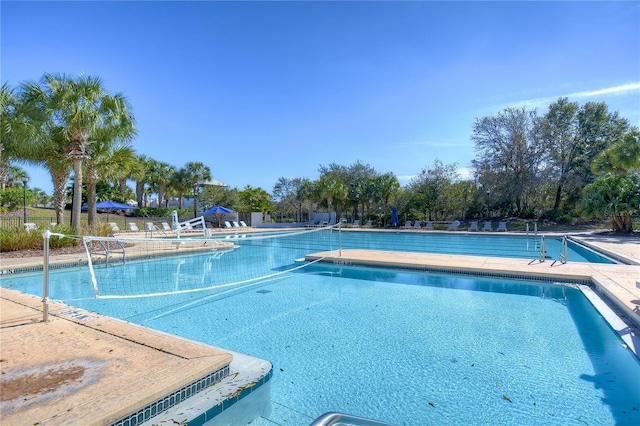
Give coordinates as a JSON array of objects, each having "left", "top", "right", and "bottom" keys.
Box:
[
  {"left": 391, "top": 206, "right": 399, "bottom": 227},
  {"left": 202, "top": 205, "right": 235, "bottom": 229},
  {"left": 82, "top": 200, "right": 137, "bottom": 211},
  {"left": 81, "top": 199, "right": 137, "bottom": 222},
  {"left": 201, "top": 205, "right": 234, "bottom": 215}
]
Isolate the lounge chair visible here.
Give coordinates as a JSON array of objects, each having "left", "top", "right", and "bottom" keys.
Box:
[
  {"left": 146, "top": 222, "right": 159, "bottom": 231},
  {"left": 232, "top": 221, "right": 241, "bottom": 228},
  {"left": 352, "top": 219, "right": 360, "bottom": 228},
  {"left": 424, "top": 221, "right": 434, "bottom": 230},
  {"left": 468, "top": 221, "right": 478, "bottom": 231},
  {"left": 108, "top": 222, "right": 121, "bottom": 232},
  {"left": 23, "top": 223, "right": 37, "bottom": 232},
  {"left": 482, "top": 221, "right": 493, "bottom": 232},
  {"left": 402, "top": 221, "right": 413, "bottom": 229},
  {"left": 496, "top": 221, "right": 507, "bottom": 232},
  {"left": 363, "top": 220, "right": 373, "bottom": 228},
  {"left": 161, "top": 222, "right": 172, "bottom": 231},
  {"left": 413, "top": 220, "right": 422, "bottom": 229},
  {"left": 239, "top": 221, "right": 249, "bottom": 227},
  {"left": 224, "top": 221, "right": 233, "bottom": 228},
  {"left": 129, "top": 223, "right": 140, "bottom": 231},
  {"left": 447, "top": 220, "right": 461, "bottom": 231}
]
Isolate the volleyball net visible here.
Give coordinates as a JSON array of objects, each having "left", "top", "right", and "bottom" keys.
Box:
[{"left": 81, "top": 225, "right": 340, "bottom": 299}]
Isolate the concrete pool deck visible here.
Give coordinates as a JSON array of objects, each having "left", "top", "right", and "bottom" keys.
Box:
[{"left": 1, "top": 230, "right": 638, "bottom": 425}]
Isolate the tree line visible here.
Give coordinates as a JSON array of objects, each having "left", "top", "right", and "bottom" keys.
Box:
[{"left": 2, "top": 73, "right": 638, "bottom": 233}]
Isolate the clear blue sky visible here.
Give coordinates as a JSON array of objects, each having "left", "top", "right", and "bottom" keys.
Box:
[{"left": 2, "top": 0, "right": 639, "bottom": 197}]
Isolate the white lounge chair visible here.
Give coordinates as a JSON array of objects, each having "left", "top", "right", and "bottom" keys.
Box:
[
  {"left": 424, "top": 221, "right": 434, "bottom": 230},
  {"left": 363, "top": 220, "right": 373, "bottom": 228},
  {"left": 468, "top": 221, "right": 478, "bottom": 231},
  {"left": 129, "top": 223, "right": 140, "bottom": 231},
  {"left": 482, "top": 221, "right": 493, "bottom": 232},
  {"left": 402, "top": 221, "right": 413, "bottom": 229},
  {"left": 146, "top": 222, "right": 159, "bottom": 231},
  {"left": 496, "top": 221, "right": 507, "bottom": 232},
  {"left": 23, "top": 223, "right": 37, "bottom": 231},
  {"left": 239, "top": 221, "right": 249, "bottom": 227},
  {"left": 232, "top": 221, "right": 241, "bottom": 228},
  {"left": 224, "top": 221, "right": 233, "bottom": 228},
  {"left": 447, "top": 220, "right": 461, "bottom": 231},
  {"left": 161, "top": 222, "right": 172, "bottom": 231}
]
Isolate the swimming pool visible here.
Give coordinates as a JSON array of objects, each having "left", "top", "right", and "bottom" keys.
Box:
[
  {"left": 204, "top": 229, "right": 615, "bottom": 264},
  {"left": 335, "top": 230, "right": 615, "bottom": 263},
  {"left": 2, "top": 242, "right": 638, "bottom": 425}
]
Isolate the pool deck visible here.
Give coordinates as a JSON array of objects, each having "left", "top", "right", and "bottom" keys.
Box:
[{"left": 1, "top": 229, "right": 638, "bottom": 425}]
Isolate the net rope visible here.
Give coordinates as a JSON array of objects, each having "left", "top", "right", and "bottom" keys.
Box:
[{"left": 81, "top": 224, "right": 340, "bottom": 299}]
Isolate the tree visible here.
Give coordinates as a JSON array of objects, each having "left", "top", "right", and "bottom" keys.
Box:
[
  {"left": 409, "top": 159, "right": 459, "bottom": 220},
  {"left": 581, "top": 173, "right": 639, "bottom": 233},
  {"left": 131, "top": 154, "right": 151, "bottom": 207},
  {"left": 315, "top": 174, "right": 348, "bottom": 221},
  {"left": 541, "top": 99, "right": 631, "bottom": 212},
  {"left": 171, "top": 167, "right": 191, "bottom": 209},
  {"left": 540, "top": 98, "right": 579, "bottom": 210},
  {"left": 84, "top": 142, "right": 135, "bottom": 227},
  {"left": 296, "top": 179, "right": 316, "bottom": 223},
  {"left": 273, "top": 177, "right": 307, "bottom": 222},
  {"left": 184, "top": 161, "right": 211, "bottom": 217},
  {"left": 238, "top": 186, "right": 271, "bottom": 214},
  {"left": 592, "top": 129, "right": 640, "bottom": 175},
  {"left": 472, "top": 106, "right": 543, "bottom": 216},
  {"left": 582, "top": 128, "right": 640, "bottom": 233},
  {"left": 148, "top": 160, "right": 175, "bottom": 208},
  {"left": 22, "top": 74, "right": 136, "bottom": 234},
  {"left": 0, "top": 84, "right": 22, "bottom": 190}
]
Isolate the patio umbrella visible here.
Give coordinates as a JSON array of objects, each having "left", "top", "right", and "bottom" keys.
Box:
[
  {"left": 82, "top": 200, "right": 137, "bottom": 221},
  {"left": 201, "top": 205, "right": 235, "bottom": 229},
  {"left": 391, "top": 206, "right": 399, "bottom": 227}
]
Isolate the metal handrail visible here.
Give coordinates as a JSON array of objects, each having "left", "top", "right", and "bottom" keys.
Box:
[
  {"left": 539, "top": 235, "right": 547, "bottom": 262},
  {"left": 309, "top": 412, "right": 397, "bottom": 426}
]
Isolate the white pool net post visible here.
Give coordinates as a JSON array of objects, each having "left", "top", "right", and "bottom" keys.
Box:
[{"left": 42, "top": 230, "right": 66, "bottom": 322}]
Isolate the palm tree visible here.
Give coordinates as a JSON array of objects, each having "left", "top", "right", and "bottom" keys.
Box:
[
  {"left": 315, "top": 174, "right": 348, "bottom": 222},
  {"left": 131, "top": 154, "right": 151, "bottom": 207},
  {"left": 84, "top": 141, "right": 135, "bottom": 227},
  {"left": 0, "top": 83, "right": 45, "bottom": 190},
  {"left": 171, "top": 167, "right": 192, "bottom": 209},
  {"left": 184, "top": 161, "right": 211, "bottom": 217},
  {"left": 27, "top": 73, "right": 136, "bottom": 234},
  {"left": 104, "top": 145, "right": 138, "bottom": 201},
  {"left": 13, "top": 80, "right": 73, "bottom": 224},
  {"left": 148, "top": 160, "right": 175, "bottom": 208}
]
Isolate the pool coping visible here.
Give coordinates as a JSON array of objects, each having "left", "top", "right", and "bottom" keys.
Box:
[{"left": 0, "top": 288, "right": 271, "bottom": 426}]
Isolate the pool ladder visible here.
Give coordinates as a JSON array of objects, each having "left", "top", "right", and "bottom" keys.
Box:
[
  {"left": 310, "top": 412, "right": 396, "bottom": 426},
  {"left": 85, "top": 237, "right": 127, "bottom": 267},
  {"left": 531, "top": 235, "right": 568, "bottom": 265}
]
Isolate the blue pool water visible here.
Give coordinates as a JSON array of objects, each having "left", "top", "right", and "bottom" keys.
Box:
[
  {"left": 1, "top": 237, "right": 638, "bottom": 425},
  {"left": 210, "top": 229, "right": 614, "bottom": 264},
  {"left": 335, "top": 231, "right": 615, "bottom": 263}
]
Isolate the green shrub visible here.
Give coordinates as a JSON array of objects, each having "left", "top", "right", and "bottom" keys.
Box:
[
  {"left": 0, "top": 224, "right": 82, "bottom": 252},
  {"left": 0, "top": 187, "right": 32, "bottom": 211}
]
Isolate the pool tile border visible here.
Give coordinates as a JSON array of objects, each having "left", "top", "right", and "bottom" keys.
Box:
[
  {"left": 110, "top": 364, "right": 230, "bottom": 426},
  {"left": 186, "top": 367, "right": 273, "bottom": 426}
]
